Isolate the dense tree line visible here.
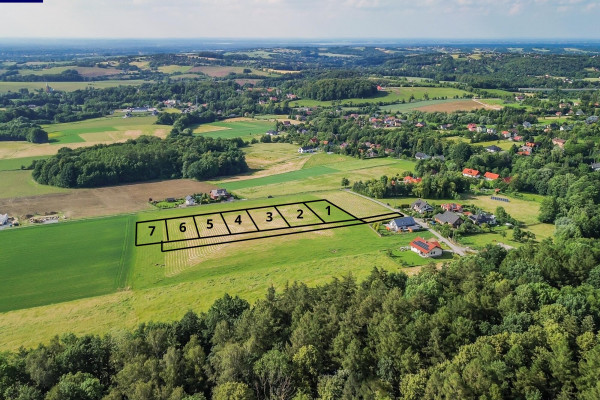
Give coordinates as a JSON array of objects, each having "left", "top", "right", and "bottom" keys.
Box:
[
  {"left": 0, "top": 118, "right": 48, "bottom": 143},
  {"left": 2, "top": 238, "right": 600, "bottom": 399},
  {"left": 31, "top": 136, "right": 247, "bottom": 188},
  {"left": 300, "top": 78, "right": 378, "bottom": 101},
  {"left": 352, "top": 172, "right": 469, "bottom": 200}
]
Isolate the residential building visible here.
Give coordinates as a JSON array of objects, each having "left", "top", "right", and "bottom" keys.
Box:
[
  {"left": 403, "top": 176, "right": 422, "bottom": 185},
  {"left": 415, "top": 152, "right": 430, "bottom": 160},
  {"left": 411, "top": 199, "right": 433, "bottom": 214},
  {"left": 441, "top": 203, "right": 463, "bottom": 213},
  {"left": 434, "top": 211, "right": 464, "bottom": 229},
  {"left": 388, "top": 217, "right": 421, "bottom": 232},
  {"left": 298, "top": 146, "right": 317, "bottom": 154},
  {"left": 410, "top": 237, "right": 443, "bottom": 258},
  {"left": 591, "top": 162, "right": 600, "bottom": 172},
  {"left": 210, "top": 189, "right": 229, "bottom": 200},
  {"left": 462, "top": 168, "right": 481, "bottom": 178},
  {"left": 485, "top": 145, "right": 502, "bottom": 153},
  {"left": 552, "top": 138, "right": 566, "bottom": 148},
  {"left": 469, "top": 213, "right": 497, "bottom": 226},
  {"left": 0, "top": 214, "right": 8, "bottom": 226},
  {"left": 185, "top": 196, "right": 196, "bottom": 206},
  {"left": 484, "top": 172, "right": 500, "bottom": 181}
]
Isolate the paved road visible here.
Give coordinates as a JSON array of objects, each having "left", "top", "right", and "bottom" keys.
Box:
[{"left": 344, "top": 189, "right": 469, "bottom": 256}]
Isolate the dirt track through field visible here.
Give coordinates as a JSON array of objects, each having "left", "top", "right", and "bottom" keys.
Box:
[{"left": 0, "top": 180, "right": 218, "bottom": 219}]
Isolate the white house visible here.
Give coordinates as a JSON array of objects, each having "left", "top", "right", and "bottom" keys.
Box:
[
  {"left": 0, "top": 214, "right": 8, "bottom": 226},
  {"left": 185, "top": 196, "right": 196, "bottom": 206},
  {"left": 298, "top": 146, "right": 317, "bottom": 154},
  {"left": 410, "top": 237, "right": 443, "bottom": 258}
]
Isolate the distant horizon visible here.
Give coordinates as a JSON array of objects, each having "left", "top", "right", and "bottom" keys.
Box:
[{"left": 0, "top": 0, "right": 598, "bottom": 40}]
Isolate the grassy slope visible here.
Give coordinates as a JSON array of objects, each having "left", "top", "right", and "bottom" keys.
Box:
[
  {"left": 0, "top": 191, "right": 438, "bottom": 350},
  {"left": 193, "top": 120, "right": 275, "bottom": 140},
  {"left": 0, "top": 170, "right": 70, "bottom": 199},
  {"left": 291, "top": 87, "right": 470, "bottom": 107},
  {"left": 0, "top": 156, "right": 47, "bottom": 171}
]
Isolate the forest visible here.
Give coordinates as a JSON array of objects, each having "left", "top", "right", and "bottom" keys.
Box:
[
  {"left": 31, "top": 136, "right": 247, "bottom": 188},
  {"left": 0, "top": 118, "right": 48, "bottom": 143},
  {"left": 2, "top": 237, "right": 600, "bottom": 399}
]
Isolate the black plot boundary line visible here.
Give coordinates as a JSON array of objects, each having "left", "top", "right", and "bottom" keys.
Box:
[
  {"left": 192, "top": 217, "right": 201, "bottom": 239},
  {"left": 303, "top": 202, "right": 325, "bottom": 223},
  {"left": 136, "top": 199, "right": 329, "bottom": 224},
  {"left": 323, "top": 199, "right": 364, "bottom": 222},
  {"left": 160, "top": 214, "right": 401, "bottom": 252},
  {"left": 135, "top": 200, "right": 402, "bottom": 247},
  {"left": 148, "top": 218, "right": 359, "bottom": 246},
  {"left": 219, "top": 213, "right": 232, "bottom": 235},
  {"left": 246, "top": 210, "right": 260, "bottom": 231},
  {"left": 273, "top": 206, "right": 291, "bottom": 227}
]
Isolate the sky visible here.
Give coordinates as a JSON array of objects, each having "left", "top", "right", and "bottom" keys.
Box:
[{"left": 0, "top": 0, "right": 599, "bottom": 40}]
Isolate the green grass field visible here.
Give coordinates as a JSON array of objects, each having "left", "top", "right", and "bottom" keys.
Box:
[
  {"left": 0, "top": 156, "right": 47, "bottom": 171},
  {"left": 43, "top": 115, "right": 164, "bottom": 144},
  {"left": 0, "top": 191, "right": 439, "bottom": 349},
  {"left": 0, "top": 215, "right": 134, "bottom": 312},
  {"left": 379, "top": 99, "right": 464, "bottom": 113},
  {"left": 446, "top": 136, "right": 516, "bottom": 151},
  {"left": 217, "top": 151, "right": 416, "bottom": 199},
  {"left": 0, "top": 80, "right": 148, "bottom": 93},
  {"left": 291, "top": 87, "right": 471, "bottom": 107},
  {"left": 0, "top": 170, "right": 70, "bottom": 199},
  {"left": 193, "top": 120, "right": 275, "bottom": 139}
]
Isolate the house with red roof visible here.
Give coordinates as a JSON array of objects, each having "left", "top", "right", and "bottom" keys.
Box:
[
  {"left": 441, "top": 203, "right": 463, "bottom": 213},
  {"left": 403, "top": 176, "right": 422, "bottom": 184},
  {"left": 484, "top": 172, "right": 500, "bottom": 181},
  {"left": 467, "top": 123, "right": 478, "bottom": 132},
  {"left": 462, "top": 168, "right": 481, "bottom": 178},
  {"left": 410, "top": 237, "right": 443, "bottom": 258},
  {"left": 552, "top": 138, "right": 566, "bottom": 148}
]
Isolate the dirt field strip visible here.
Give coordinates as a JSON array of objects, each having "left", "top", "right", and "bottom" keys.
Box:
[
  {"left": 472, "top": 99, "right": 503, "bottom": 110},
  {"left": 0, "top": 179, "right": 218, "bottom": 219}
]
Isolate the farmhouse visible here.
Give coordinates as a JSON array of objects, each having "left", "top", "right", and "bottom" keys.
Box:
[
  {"left": 415, "top": 152, "right": 430, "bottom": 160},
  {"left": 411, "top": 199, "right": 433, "bottom": 214},
  {"left": 485, "top": 145, "right": 502, "bottom": 153},
  {"left": 185, "top": 195, "right": 196, "bottom": 206},
  {"left": 467, "top": 123, "right": 477, "bottom": 132},
  {"left": 586, "top": 116, "right": 599, "bottom": 124},
  {"left": 410, "top": 237, "right": 443, "bottom": 258},
  {"left": 210, "top": 189, "right": 229, "bottom": 200},
  {"left": 441, "top": 203, "right": 463, "bottom": 213},
  {"left": 591, "top": 162, "right": 600, "bottom": 172},
  {"left": 387, "top": 216, "right": 421, "bottom": 232},
  {"left": 552, "top": 138, "right": 566, "bottom": 148},
  {"left": 265, "top": 130, "right": 279, "bottom": 136},
  {"left": 484, "top": 172, "right": 500, "bottom": 181},
  {"left": 298, "top": 146, "right": 317, "bottom": 154},
  {"left": 462, "top": 168, "right": 481, "bottom": 178},
  {"left": 434, "top": 211, "right": 463, "bottom": 229},
  {"left": 523, "top": 121, "right": 533, "bottom": 129},
  {"left": 502, "top": 131, "right": 512, "bottom": 139}
]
